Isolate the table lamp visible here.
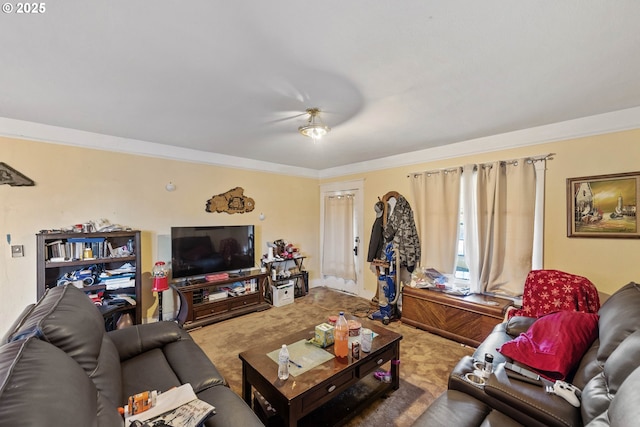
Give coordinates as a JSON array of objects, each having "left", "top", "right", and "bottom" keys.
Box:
[{"left": 152, "top": 261, "right": 170, "bottom": 321}]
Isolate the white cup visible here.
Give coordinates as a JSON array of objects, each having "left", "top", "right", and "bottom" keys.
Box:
[{"left": 361, "top": 328, "right": 373, "bottom": 352}]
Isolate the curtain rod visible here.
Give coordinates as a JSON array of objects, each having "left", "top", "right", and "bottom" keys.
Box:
[{"left": 407, "top": 153, "right": 555, "bottom": 178}]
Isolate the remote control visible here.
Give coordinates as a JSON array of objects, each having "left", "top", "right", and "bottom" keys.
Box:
[
  {"left": 505, "top": 368, "right": 542, "bottom": 385},
  {"left": 552, "top": 381, "right": 581, "bottom": 407},
  {"left": 504, "top": 362, "right": 541, "bottom": 382}
]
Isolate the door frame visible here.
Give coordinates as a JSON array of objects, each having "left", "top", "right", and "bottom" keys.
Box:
[{"left": 319, "top": 179, "right": 365, "bottom": 296}]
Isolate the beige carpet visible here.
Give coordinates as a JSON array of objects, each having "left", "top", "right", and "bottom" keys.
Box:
[{"left": 189, "top": 287, "right": 474, "bottom": 426}]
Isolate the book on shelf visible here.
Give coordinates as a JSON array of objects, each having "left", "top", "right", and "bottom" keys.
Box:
[
  {"left": 125, "top": 383, "right": 215, "bottom": 427},
  {"left": 44, "top": 236, "right": 134, "bottom": 261},
  {"left": 103, "top": 278, "right": 135, "bottom": 290},
  {"left": 46, "top": 238, "right": 110, "bottom": 261}
]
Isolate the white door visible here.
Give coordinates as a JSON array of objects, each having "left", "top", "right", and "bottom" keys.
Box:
[{"left": 320, "top": 180, "right": 364, "bottom": 296}]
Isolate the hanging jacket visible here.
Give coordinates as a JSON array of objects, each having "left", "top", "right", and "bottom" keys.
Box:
[
  {"left": 367, "top": 215, "right": 384, "bottom": 262},
  {"left": 384, "top": 195, "right": 420, "bottom": 272}
]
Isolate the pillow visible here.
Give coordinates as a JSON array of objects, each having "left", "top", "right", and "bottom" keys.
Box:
[
  {"left": 498, "top": 310, "right": 599, "bottom": 380},
  {"left": 505, "top": 315, "right": 537, "bottom": 336}
]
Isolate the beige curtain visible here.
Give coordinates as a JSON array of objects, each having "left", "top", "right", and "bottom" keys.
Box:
[
  {"left": 409, "top": 168, "right": 461, "bottom": 273},
  {"left": 476, "top": 159, "right": 536, "bottom": 296},
  {"left": 322, "top": 195, "right": 356, "bottom": 281}
]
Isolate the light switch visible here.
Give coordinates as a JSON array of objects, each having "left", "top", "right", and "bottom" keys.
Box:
[{"left": 11, "top": 245, "right": 24, "bottom": 257}]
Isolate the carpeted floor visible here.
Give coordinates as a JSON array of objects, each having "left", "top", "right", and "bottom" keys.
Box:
[{"left": 189, "top": 287, "right": 474, "bottom": 426}]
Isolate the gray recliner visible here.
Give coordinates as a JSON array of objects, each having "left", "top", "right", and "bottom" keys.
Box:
[{"left": 0, "top": 284, "right": 263, "bottom": 427}]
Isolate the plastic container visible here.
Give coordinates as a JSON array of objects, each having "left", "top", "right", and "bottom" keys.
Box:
[
  {"left": 482, "top": 353, "right": 494, "bottom": 378},
  {"left": 348, "top": 319, "right": 361, "bottom": 336},
  {"left": 334, "top": 312, "right": 349, "bottom": 359},
  {"left": 278, "top": 344, "right": 289, "bottom": 380},
  {"left": 361, "top": 328, "right": 373, "bottom": 352}
]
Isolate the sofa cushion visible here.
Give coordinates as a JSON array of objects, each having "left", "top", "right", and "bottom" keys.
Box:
[
  {"left": 505, "top": 315, "right": 537, "bottom": 336},
  {"left": 596, "top": 282, "right": 640, "bottom": 362},
  {"left": 0, "top": 336, "right": 121, "bottom": 427},
  {"left": 584, "top": 366, "right": 640, "bottom": 427},
  {"left": 581, "top": 329, "right": 640, "bottom": 424},
  {"left": 197, "top": 385, "right": 264, "bottom": 427},
  {"left": 498, "top": 310, "right": 599, "bottom": 380},
  {"left": 574, "top": 282, "right": 640, "bottom": 388},
  {"left": 8, "top": 285, "right": 123, "bottom": 409},
  {"left": 411, "top": 389, "right": 524, "bottom": 427},
  {"left": 120, "top": 348, "right": 182, "bottom": 401}
]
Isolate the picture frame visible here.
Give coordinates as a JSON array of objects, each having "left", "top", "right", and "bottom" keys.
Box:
[{"left": 567, "top": 171, "right": 640, "bottom": 238}]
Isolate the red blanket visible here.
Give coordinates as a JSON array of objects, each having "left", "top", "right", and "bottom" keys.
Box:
[{"left": 508, "top": 269, "right": 600, "bottom": 319}]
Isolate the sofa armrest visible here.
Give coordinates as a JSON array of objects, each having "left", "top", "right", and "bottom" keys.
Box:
[
  {"left": 108, "top": 321, "right": 187, "bottom": 361},
  {"left": 472, "top": 323, "right": 513, "bottom": 366},
  {"left": 483, "top": 363, "right": 582, "bottom": 427},
  {"left": 505, "top": 316, "right": 537, "bottom": 336}
]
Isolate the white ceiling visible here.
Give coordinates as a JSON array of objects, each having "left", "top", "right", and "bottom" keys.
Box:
[{"left": 2, "top": 1, "right": 640, "bottom": 175}]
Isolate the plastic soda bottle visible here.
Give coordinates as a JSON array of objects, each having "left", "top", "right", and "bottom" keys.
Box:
[
  {"left": 278, "top": 344, "right": 289, "bottom": 380},
  {"left": 335, "top": 311, "right": 349, "bottom": 359}
]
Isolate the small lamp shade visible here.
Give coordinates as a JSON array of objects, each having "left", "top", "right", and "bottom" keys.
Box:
[{"left": 152, "top": 261, "right": 170, "bottom": 292}]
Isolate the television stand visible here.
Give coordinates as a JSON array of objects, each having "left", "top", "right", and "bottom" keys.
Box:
[{"left": 171, "top": 271, "right": 270, "bottom": 330}]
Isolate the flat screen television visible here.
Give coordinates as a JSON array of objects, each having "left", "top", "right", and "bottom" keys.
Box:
[{"left": 171, "top": 225, "right": 255, "bottom": 281}]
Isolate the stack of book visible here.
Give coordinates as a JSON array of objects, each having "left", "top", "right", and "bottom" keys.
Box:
[
  {"left": 46, "top": 237, "right": 106, "bottom": 261},
  {"left": 99, "top": 263, "right": 136, "bottom": 290}
]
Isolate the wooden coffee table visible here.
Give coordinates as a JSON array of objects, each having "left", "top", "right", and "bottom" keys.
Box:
[{"left": 239, "top": 320, "right": 402, "bottom": 427}]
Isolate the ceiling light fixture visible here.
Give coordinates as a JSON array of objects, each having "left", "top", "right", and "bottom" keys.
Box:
[{"left": 298, "top": 108, "right": 330, "bottom": 142}]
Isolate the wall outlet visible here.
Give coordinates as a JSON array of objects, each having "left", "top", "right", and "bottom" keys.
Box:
[{"left": 11, "top": 245, "right": 24, "bottom": 257}]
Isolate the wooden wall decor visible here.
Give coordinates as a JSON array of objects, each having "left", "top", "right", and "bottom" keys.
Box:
[
  {"left": 206, "top": 187, "right": 255, "bottom": 214},
  {"left": 0, "top": 162, "right": 35, "bottom": 186}
]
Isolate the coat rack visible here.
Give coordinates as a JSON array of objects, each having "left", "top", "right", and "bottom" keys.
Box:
[{"left": 381, "top": 191, "right": 401, "bottom": 228}]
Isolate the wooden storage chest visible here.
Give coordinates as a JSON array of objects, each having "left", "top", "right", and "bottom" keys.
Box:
[{"left": 402, "top": 287, "right": 513, "bottom": 347}]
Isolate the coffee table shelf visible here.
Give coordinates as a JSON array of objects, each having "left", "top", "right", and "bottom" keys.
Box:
[{"left": 298, "top": 373, "right": 391, "bottom": 426}]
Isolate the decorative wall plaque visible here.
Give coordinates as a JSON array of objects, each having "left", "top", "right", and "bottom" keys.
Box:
[
  {"left": 0, "top": 162, "right": 35, "bottom": 186},
  {"left": 206, "top": 187, "right": 255, "bottom": 214}
]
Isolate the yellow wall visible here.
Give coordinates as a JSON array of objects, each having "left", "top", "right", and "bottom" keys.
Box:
[
  {"left": 323, "top": 129, "right": 640, "bottom": 297},
  {"left": 0, "top": 137, "right": 320, "bottom": 331},
  {"left": 2, "top": 131, "right": 639, "bottom": 335}
]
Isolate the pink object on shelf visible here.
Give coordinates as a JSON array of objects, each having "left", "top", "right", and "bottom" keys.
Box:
[{"left": 205, "top": 273, "right": 230, "bottom": 282}]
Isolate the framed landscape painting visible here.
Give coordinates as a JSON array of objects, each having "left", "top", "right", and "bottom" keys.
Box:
[{"left": 567, "top": 171, "right": 640, "bottom": 238}]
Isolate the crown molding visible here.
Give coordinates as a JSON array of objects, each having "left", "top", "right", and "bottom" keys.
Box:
[
  {"left": 0, "top": 117, "right": 320, "bottom": 179},
  {"left": 1, "top": 106, "right": 639, "bottom": 180},
  {"left": 318, "top": 106, "right": 640, "bottom": 178}
]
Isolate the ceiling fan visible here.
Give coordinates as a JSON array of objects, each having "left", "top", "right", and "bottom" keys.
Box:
[{"left": 298, "top": 108, "right": 331, "bottom": 142}]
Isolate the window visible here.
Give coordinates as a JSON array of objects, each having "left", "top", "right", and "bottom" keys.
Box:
[
  {"left": 410, "top": 156, "right": 548, "bottom": 296},
  {"left": 454, "top": 207, "right": 470, "bottom": 281}
]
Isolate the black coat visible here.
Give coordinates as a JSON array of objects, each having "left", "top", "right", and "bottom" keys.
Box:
[{"left": 367, "top": 215, "right": 384, "bottom": 262}]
